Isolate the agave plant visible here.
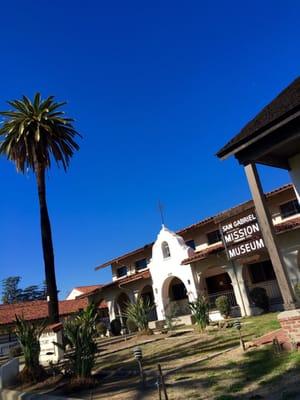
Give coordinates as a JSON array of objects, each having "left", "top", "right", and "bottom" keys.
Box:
[
  {"left": 189, "top": 295, "right": 210, "bottom": 332},
  {"left": 15, "top": 315, "right": 46, "bottom": 382},
  {"left": 58, "top": 304, "right": 98, "bottom": 379},
  {"left": 124, "top": 297, "right": 155, "bottom": 333}
]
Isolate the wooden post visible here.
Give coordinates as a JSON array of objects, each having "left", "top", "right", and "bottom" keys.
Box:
[
  {"left": 244, "top": 163, "right": 296, "bottom": 309},
  {"left": 158, "top": 364, "right": 168, "bottom": 400}
]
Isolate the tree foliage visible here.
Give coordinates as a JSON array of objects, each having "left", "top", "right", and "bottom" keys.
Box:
[
  {"left": 1, "top": 276, "right": 46, "bottom": 304},
  {"left": 0, "top": 93, "right": 81, "bottom": 322}
]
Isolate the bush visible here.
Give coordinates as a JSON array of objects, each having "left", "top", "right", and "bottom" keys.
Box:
[
  {"left": 57, "top": 304, "right": 98, "bottom": 380},
  {"left": 124, "top": 298, "right": 155, "bottom": 333},
  {"left": 110, "top": 319, "right": 121, "bottom": 336},
  {"left": 96, "top": 322, "right": 107, "bottom": 337},
  {"left": 14, "top": 315, "right": 46, "bottom": 382},
  {"left": 9, "top": 345, "right": 23, "bottom": 358},
  {"left": 215, "top": 295, "right": 231, "bottom": 318},
  {"left": 189, "top": 296, "right": 210, "bottom": 332},
  {"left": 126, "top": 319, "right": 138, "bottom": 333},
  {"left": 249, "top": 287, "right": 269, "bottom": 312}
]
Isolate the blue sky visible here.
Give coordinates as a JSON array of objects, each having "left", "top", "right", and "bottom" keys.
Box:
[{"left": 0, "top": 0, "right": 299, "bottom": 299}]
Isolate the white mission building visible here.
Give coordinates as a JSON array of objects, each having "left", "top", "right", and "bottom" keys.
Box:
[{"left": 84, "top": 184, "right": 300, "bottom": 326}]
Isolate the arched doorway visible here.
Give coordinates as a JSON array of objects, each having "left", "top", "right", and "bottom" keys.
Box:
[
  {"left": 162, "top": 277, "right": 190, "bottom": 317},
  {"left": 140, "top": 285, "right": 158, "bottom": 321}
]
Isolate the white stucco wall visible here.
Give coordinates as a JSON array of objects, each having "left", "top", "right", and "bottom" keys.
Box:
[
  {"left": 148, "top": 225, "right": 199, "bottom": 320},
  {"left": 66, "top": 288, "right": 83, "bottom": 300},
  {"left": 289, "top": 154, "right": 300, "bottom": 204}
]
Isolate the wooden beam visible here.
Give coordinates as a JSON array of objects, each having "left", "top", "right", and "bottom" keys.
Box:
[{"left": 244, "top": 163, "right": 296, "bottom": 309}]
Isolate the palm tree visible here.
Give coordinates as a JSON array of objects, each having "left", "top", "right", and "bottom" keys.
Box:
[{"left": 0, "top": 93, "right": 80, "bottom": 323}]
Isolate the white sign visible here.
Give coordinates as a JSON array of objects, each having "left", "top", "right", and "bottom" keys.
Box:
[{"left": 220, "top": 212, "right": 265, "bottom": 260}]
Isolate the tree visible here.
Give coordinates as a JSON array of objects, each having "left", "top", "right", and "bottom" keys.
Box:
[
  {"left": 20, "top": 285, "right": 46, "bottom": 301},
  {"left": 0, "top": 94, "right": 80, "bottom": 322},
  {"left": 1, "top": 276, "right": 22, "bottom": 303}
]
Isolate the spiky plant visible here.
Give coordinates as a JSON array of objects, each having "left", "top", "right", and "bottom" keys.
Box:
[
  {"left": 15, "top": 315, "right": 46, "bottom": 382},
  {"left": 0, "top": 94, "right": 81, "bottom": 322},
  {"left": 58, "top": 304, "right": 98, "bottom": 380},
  {"left": 124, "top": 297, "right": 155, "bottom": 333},
  {"left": 189, "top": 295, "right": 210, "bottom": 332}
]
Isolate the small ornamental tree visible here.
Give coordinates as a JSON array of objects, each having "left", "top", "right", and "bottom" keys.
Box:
[
  {"left": 189, "top": 296, "right": 210, "bottom": 332},
  {"left": 215, "top": 295, "right": 231, "bottom": 318}
]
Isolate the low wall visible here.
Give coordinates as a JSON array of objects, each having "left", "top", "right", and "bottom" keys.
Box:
[
  {"left": 278, "top": 309, "right": 300, "bottom": 345},
  {"left": 0, "top": 359, "right": 19, "bottom": 390}
]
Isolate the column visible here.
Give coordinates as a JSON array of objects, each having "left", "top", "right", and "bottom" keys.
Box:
[
  {"left": 244, "top": 163, "right": 296, "bottom": 309},
  {"left": 289, "top": 154, "right": 300, "bottom": 205},
  {"left": 225, "top": 264, "right": 252, "bottom": 317}
]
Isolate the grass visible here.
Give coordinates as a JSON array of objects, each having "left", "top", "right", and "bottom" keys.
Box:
[{"left": 26, "top": 312, "right": 300, "bottom": 399}]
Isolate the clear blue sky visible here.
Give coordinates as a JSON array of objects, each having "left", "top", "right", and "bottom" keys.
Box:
[{"left": 0, "top": 0, "right": 299, "bottom": 299}]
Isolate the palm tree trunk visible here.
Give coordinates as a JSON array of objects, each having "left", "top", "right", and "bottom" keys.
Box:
[{"left": 35, "top": 163, "right": 59, "bottom": 323}]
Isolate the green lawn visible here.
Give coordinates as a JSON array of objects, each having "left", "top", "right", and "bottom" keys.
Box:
[{"left": 59, "top": 313, "right": 300, "bottom": 399}]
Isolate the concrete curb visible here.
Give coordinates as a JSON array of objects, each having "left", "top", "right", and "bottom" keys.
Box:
[{"left": 0, "top": 389, "right": 80, "bottom": 400}]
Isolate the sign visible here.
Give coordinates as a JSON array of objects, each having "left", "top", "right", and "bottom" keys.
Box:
[
  {"left": 39, "top": 330, "right": 64, "bottom": 365},
  {"left": 220, "top": 211, "right": 266, "bottom": 260}
]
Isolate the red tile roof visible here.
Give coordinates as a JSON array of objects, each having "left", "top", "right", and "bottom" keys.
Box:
[
  {"left": 95, "top": 184, "right": 295, "bottom": 270},
  {"left": 0, "top": 298, "right": 89, "bottom": 326},
  {"left": 74, "top": 285, "right": 104, "bottom": 294}
]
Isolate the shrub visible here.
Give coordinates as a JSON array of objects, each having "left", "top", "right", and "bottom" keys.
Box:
[
  {"left": 189, "top": 296, "right": 210, "bottom": 332},
  {"left": 58, "top": 304, "right": 98, "bottom": 380},
  {"left": 9, "top": 345, "right": 23, "bottom": 358},
  {"left": 96, "top": 322, "right": 107, "bottom": 337},
  {"left": 15, "top": 315, "right": 46, "bottom": 382},
  {"left": 126, "top": 319, "right": 138, "bottom": 333},
  {"left": 110, "top": 319, "right": 121, "bottom": 336},
  {"left": 249, "top": 287, "right": 269, "bottom": 312},
  {"left": 124, "top": 298, "right": 155, "bottom": 333},
  {"left": 215, "top": 295, "right": 231, "bottom": 318}
]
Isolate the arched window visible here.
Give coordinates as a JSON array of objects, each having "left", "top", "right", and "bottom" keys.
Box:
[{"left": 161, "top": 241, "right": 171, "bottom": 258}]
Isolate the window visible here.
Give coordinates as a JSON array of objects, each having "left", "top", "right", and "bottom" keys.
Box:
[
  {"left": 116, "top": 266, "right": 127, "bottom": 278},
  {"left": 207, "top": 229, "right": 222, "bottom": 245},
  {"left": 135, "top": 258, "right": 147, "bottom": 271},
  {"left": 280, "top": 200, "right": 300, "bottom": 219},
  {"left": 249, "top": 260, "right": 276, "bottom": 284},
  {"left": 185, "top": 239, "right": 196, "bottom": 250},
  {"left": 161, "top": 241, "right": 171, "bottom": 258}
]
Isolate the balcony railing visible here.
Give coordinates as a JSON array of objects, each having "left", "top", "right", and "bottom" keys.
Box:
[
  {"left": 246, "top": 279, "right": 283, "bottom": 305},
  {"left": 208, "top": 290, "right": 237, "bottom": 310}
]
